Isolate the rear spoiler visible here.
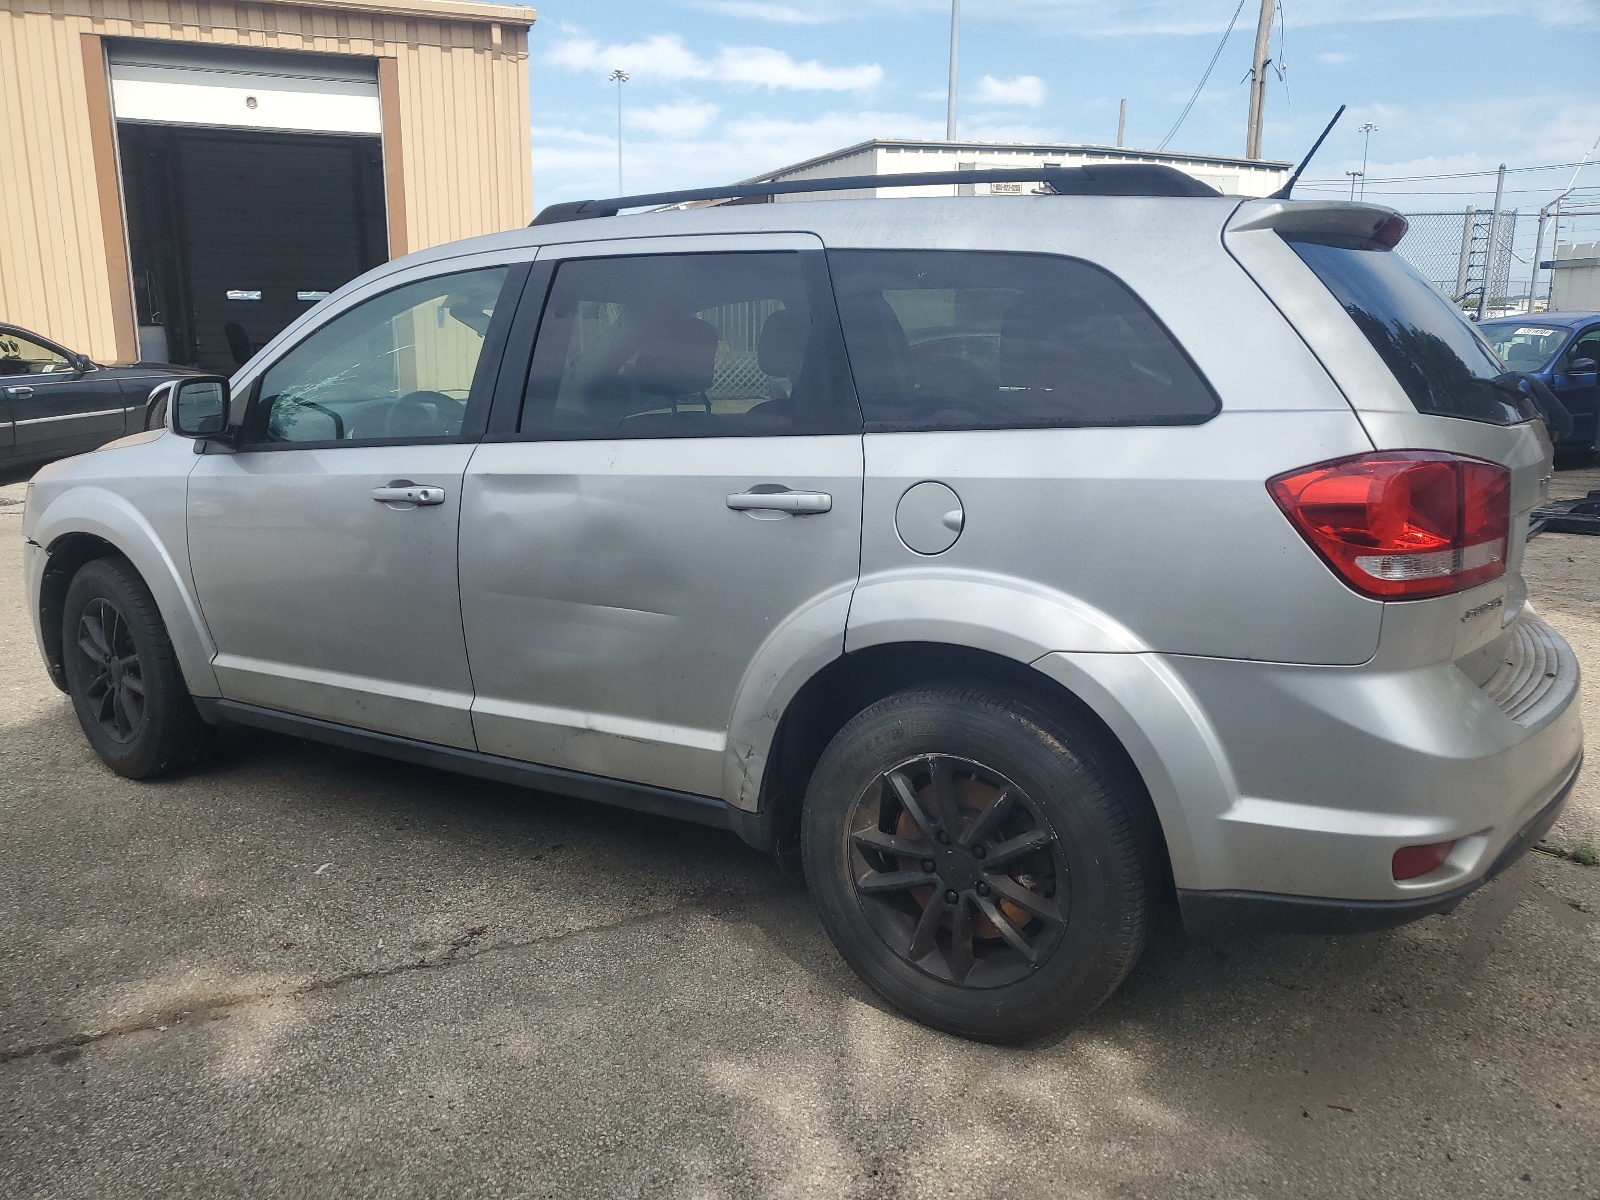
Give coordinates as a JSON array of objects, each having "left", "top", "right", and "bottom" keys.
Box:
[{"left": 1227, "top": 200, "right": 1408, "bottom": 250}]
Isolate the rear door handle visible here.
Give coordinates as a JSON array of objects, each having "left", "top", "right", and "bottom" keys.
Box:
[
  {"left": 371, "top": 483, "right": 446, "bottom": 506},
  {"left": 4, "top": 386, "right": 34, "bottom": 399},
  {"left": 726, "top": 488, "right": 832, "bottom": 515}
]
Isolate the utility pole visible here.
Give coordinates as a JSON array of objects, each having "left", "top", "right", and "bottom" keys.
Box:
[
  {"left": 1357, "top": 122, "right": 1377, "bottom": 200},
  {"left": 1477, "top": 163, "right": 1506, "bottom": 321},
  {"left": 608, "top": 68, "right": 629, "bottom": 194},
  {"left": 1528, "top": 132, "right": 1600, "bottom": 312},
  {"left": 1117, "top": 99, "right": 1127, "bottom": 148},
  {"left": 946, "top": 0, "right": 960, "bottom": 141},
  {"left": 1245, "top": 0, "right": 1274, "bottom": 159}
]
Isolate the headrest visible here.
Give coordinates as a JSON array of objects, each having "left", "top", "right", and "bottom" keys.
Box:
[
  {"left": 629, "top": 315, "right": 719, "bottom": 396},
  {"left": 757, "top": 308, "right": 810, "bottom": 381},
  {"left": 999, "top": 302, "right": 1070, "bottom": 390}
]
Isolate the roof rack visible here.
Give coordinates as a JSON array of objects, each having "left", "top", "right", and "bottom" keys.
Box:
[{"left": 529, "top": 163, "right": 1222, "bottom": 226}]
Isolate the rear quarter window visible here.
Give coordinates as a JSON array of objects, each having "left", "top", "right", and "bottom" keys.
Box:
[
  {"left": 828, "top": 249, "right": 1219, "bottom": 433},
  {"left": 1286, "top": 237, "right": 1529, "bottom": 425}
]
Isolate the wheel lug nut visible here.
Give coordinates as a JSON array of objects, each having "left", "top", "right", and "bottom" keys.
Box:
[
  {"left": 944, "top": 889, "right": 959, "bottom": 905},
  {"left": 972, "top": 844, "right": 987, "bottom": 859},
  {"left": 976, "top": 882, "right": 992, "bottom": 897},
  {"left": 921, "top": 859, "right": 936, "bottom": 873},
  {"left": 935, "top": 830, "right": 952, "bottom": 845}
]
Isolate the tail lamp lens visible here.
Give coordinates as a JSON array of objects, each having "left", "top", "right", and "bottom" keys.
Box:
[
  {"left": 1392, "top": 840, "right": 1456, "bottom": 881},
  {"left": 1267, "top": 452, "right": 1510, "bottom": 600}
]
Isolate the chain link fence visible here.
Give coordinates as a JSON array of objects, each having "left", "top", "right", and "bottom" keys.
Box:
[{"left": 1396, "top": 209, "right": 1519, "bottom": 315}]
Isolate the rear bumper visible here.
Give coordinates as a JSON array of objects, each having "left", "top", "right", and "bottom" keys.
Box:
[
  {"left": 1151, "top": 608, "right": 1583, "bottom": 903},
  {"left": 1177, "top": 755, "right": 1580, "bottom": 936}
]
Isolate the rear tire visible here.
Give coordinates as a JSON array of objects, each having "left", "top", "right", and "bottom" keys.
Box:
[
  {"left": 802, "top": 685, "right": 1155, "bottom": 1042},
  {"left": 61, "top": 556, "right": 211, "bottom": 779}
]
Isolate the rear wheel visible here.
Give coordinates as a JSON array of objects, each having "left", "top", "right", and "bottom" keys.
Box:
[
  {"left": 62, "top": 556, "right": 211, "bottom": 779},
  {"left": 802, "top": 685, "right": 1154, "bottom": 1042}
]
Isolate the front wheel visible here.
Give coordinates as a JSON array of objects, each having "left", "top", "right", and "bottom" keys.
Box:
[
  {"left": 802, "top": 685, "right": 1155, "bottom": 1042},
  {"left": 61, "top": 556, "right": 212, "bottom": 779}
]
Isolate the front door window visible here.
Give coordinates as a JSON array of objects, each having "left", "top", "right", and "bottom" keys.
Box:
[{"left": 253, "top": 267, "right": 508, "bottom": 444}]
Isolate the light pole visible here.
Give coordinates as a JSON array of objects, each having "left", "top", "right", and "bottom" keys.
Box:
[
  {"left": 608, "top": 68, "right": 629, "bottom": 194},
  {"left": 1357, "top": 121, "right": 1377, "bottom": 200},
  {"left": 946, "top": 0, "right": 960, "bottom": 141},
  {"left": 1346, "top": 170, "right": 1363, "bottom": 200}
]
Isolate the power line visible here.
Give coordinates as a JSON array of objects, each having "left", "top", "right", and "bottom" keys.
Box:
[
  {"left": 1157, "top": 0, "right": 1248, "bottom": 153},
  {"left": 1301, "top": 160, "right": 1590, "bottom": 185},
  {"left": 1295, "top": 184, "right": 1600, "bottom": 197}
]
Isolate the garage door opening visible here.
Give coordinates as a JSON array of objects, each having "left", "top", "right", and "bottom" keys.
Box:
[
  {"left": 120, "top": 126, "right": 387, "bottom": 373},
  {"left": 110, "top": 43, "right": 390, "bottom": 373}
]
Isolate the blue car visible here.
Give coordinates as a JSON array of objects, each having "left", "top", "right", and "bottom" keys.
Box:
[{"left": 1478, "top": 312, "right": 1600, "bottom": 458}]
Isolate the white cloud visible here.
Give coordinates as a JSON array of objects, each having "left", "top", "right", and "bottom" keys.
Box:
[
  {"left": 689, "top": 1, "right": 834, "bottom": 22},
  {"left": 548, "top": 33, "right": 882, "bottom": 91},
  {"left": 629, "top": 100, "right": 720, "bottom": 137},
  {"left": 1317, "top": 51, "right": 1355, "bottom": 64},
  {"left": 973, "top": 74, "right": 1047, "bottom": 108}
]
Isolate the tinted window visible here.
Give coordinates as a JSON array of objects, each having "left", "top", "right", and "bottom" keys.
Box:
[
  {"left": 256, "top": 267, "right": 509, "bottom": 444},
  {"left": 828, "top": 250, "right": 1218, "bottom": 432},
  {"left": 1478, "top": 321, "right": 1569, "bottom": 373},
  {"left": 520, "top": 252, "right": 858, "bottom": 439},
  {"left": 0, "top": 331, "right": 72, "bottom": 376},
  {"left": 1287, "top": 239, "right": 1528, "bottom": 425}
]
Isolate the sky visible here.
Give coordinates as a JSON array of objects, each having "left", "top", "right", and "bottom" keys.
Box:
[{"left": 520, "top": 0, "right": 1600, "bottom": 264}]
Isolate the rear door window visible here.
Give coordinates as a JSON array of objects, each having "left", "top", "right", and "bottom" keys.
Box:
[
  {"left": 518, "top": 251, "right": 859, "bottom": 439},
  {"left": 827, "top": 249, "right": 1218, "bottom": 432},
  {"left": 1286, "top": 238, "right": 1529, "bottom": 425}
]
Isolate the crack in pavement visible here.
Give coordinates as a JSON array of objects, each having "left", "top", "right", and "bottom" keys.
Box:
[{"left": 0, "top": 887, "right": 782, "bottom": 1067}]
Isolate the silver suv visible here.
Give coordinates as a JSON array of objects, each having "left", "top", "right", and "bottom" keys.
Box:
[{"left": 23, "top": 166, "right": 1583, "bottom": 1042}]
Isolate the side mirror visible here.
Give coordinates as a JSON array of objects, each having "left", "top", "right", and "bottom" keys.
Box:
[
  {"left": 70, "top": 352, "right": 91, "bottom": 376},
  {"left": 1567, "top": 357, "right": 1597, "bottom": 375},
  {"left": 170, "top": 375, "right": 232, "bottom": 439}
]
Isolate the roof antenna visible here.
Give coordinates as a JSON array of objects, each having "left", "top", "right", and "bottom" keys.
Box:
[{"left": 1270, "top": 104, "right": 1346, "bottom": 200}]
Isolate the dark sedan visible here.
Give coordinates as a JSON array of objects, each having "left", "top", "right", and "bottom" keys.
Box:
[
  {"left": 0, "top": 324, "right": 200, "bottom": 470},
  {"left": 1479, "top": 312, "right": 1600, "bottom": 460}
]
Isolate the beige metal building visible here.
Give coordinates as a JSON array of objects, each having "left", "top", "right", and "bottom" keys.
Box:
[{"left": 0, "top": 0, "right": 535, "bottom": 372}]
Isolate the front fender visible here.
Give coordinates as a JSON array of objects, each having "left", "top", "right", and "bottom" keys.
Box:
[{"left": 28, "top": 485, "right": 219, "bottom": 698}]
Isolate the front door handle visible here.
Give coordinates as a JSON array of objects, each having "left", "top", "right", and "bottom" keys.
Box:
[
  {"left": 4, "top": 386, "right": 34, "bottom": 399},
  {"left": 726, "top": 488, "right": 832, "bottom": 515},
  {"left": 371, "top": 482, "right": 446, "bottom": 506}
]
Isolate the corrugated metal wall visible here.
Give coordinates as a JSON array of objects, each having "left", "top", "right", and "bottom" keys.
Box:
[{"left": 0, "top": 0, "right": 533, "bottom": 364}]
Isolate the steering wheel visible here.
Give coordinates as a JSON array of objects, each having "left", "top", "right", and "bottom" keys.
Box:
[{"left": 383, "top": 390, "right": 458, "bottom": 438}]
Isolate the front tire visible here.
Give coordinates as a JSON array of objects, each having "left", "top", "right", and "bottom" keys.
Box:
[
  {"left": 61, "top": 556, "right": 211, "bottom": 779},
  {"left": 802, "top": 685, "right": 1155, "bottom": 1042}
]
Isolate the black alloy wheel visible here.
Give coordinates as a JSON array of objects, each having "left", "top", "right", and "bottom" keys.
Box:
[
  {"left": 803, "top": 685, "right": 1155, "bottom": 1042},
  {"left": 62, "top": 555, "right": 213, "bottom": 779},
  {"left": 849, "top": 754, "right": 1068, "bottom": 988},
  {"left": 74, "top": 596, "right": 146, "bottom": 743}
]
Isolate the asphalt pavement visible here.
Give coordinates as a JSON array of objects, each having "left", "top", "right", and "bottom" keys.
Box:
[{"left": 1, "top": 466, "right": 1597, "bottom": 1199}]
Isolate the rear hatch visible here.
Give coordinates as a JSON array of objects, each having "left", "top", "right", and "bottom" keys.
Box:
[{"left": 1224, "top": 199, "right": 1554, "bottom": 683}]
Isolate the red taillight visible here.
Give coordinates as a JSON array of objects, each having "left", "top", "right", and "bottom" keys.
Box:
[
  {"left": 1267, "top": 452, "right": 1510, "bottom": 600},
  {"left": 1392, "top": 840, "right": 1456, "bottom": 881}
]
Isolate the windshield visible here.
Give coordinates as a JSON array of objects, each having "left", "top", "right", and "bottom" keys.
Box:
[
  {"left": 1286, "top": 237, "right": 1529, "bottom": 425},
  {"left": 1477, "top": 321, "right": 1569, "bottom": 373}
]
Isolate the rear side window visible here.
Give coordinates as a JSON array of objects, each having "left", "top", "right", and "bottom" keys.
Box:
[
  {"left": 828, "top": 250, "right": 1218, "bottom": 432},
  {"left": 1286, "top": 238, "right": 1529, "bottom": 425}
]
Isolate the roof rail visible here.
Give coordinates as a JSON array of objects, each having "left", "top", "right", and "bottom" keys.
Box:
[{"left": 529, "top": 163, "right": 1221, "bottom": 226}]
